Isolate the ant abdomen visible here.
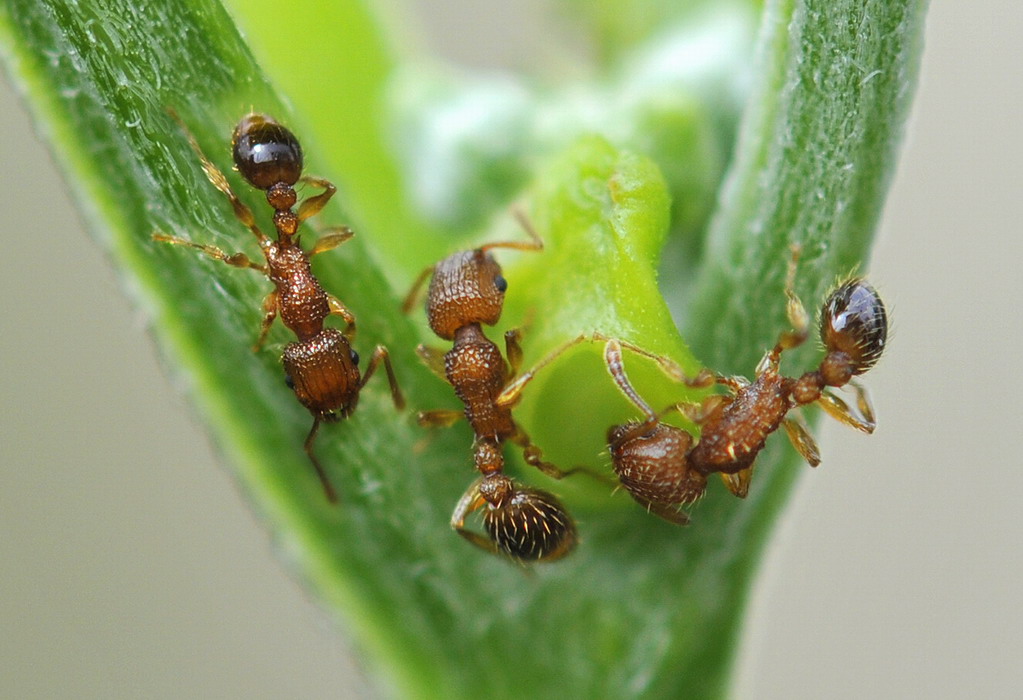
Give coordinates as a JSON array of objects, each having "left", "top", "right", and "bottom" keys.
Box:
[
  {"left": 820, "top": 278, "right": 888, "bottom": 378},
  {"left": 282, "top": 329, "right": 361, "bottom": 420},
  {"left": 426, "top": 250, "right": 506, "bottom": 340},
  {"left": 481, "top": 477, "right": 577, "bottom": 562},
  {"left": 608, "top": 422, "right": 706, "bottom": 524},
  {"left": 232, "top": 114, "right": 303, "bottom": 190}
]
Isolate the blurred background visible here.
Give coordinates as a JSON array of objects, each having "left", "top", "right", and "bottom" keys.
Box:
[{"left": 2, "top": 1, "right": 1020, "bottom": 697}]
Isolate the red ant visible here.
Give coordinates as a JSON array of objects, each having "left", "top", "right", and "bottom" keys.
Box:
[
  {"left": 499, "top": 251, "right": 887, "bottom": 524},
  {"left": 403, "top": 215, "right": 580, "bottom": 561},
  {"left": 154, "top": 112, "right": 404, "bottom": 503}
]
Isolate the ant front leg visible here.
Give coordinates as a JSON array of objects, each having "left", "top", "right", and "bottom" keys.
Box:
[
  {"left": 400, "top": 264, "right": 436, "bottom": 315},
  {"left": 358, "top": 345, "right": 406, "bottom": 410},
  {"left": 417, "top": 409, "right": 464, "bottom": 429},
  {"left": 295, "top": 176, "right": 337, "bottom": 222},
  {"left": 450, "top": 478, "right": 501, "bottom": 556},
  {"left": 414, "top": 344, "right": 448, "bottom": 382}
]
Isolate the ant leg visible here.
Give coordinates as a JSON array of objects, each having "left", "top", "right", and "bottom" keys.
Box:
[
  {"left": 152, "top": 233, "right": 268, "bottom": 273},
  {"left": 308, "top": 226, "right": 354, "bottom": 257},
  {"left": 417, "top": 409, "right": 464, "bottom": 429},
  {"left": 498, "top": 333, "right": 702, "bottom": 409},
  {"left": 359, "top": 345, "right": 406, "bottom": 409},
  {"left": 850, "top": 379, "right": 877, "bottom": 431},
  {"left": 296, "top": 175, "right": 337, "bottom": 222},
  {"left": 757, "top": 246, "right": 810, "bottom": 375},
  {"left": 509, "top": 427, "right": 607, "bottom": 483},
  {"left": 252, "top": 289, "right": 279, "bottom": 352},
  {"left": 414, "top": 344, "right": 448, "bottom": 381},
  {"left": 782, "top": 413, "right": 822, "bottom": 466},
  {"left": 401, "top": 264, "right": 437, "bottom": 314},
  {"left": 721, "top": 468, "right": 753, "bottom": 499},
  {"left": 592, "top": 333, "right": 703, "bottom": 386},
  {"left": 505, "top": 329, "right": 524, "bottom": 379},
  {"left": 303, "top": 417, "right": 339, "bottom": 503},
  {"left": 167, "top": 109, "right": 269, "bottom": 245},
  {"left": 672, "top": 394, "right": 730, "bottom": 426},
  {"left": 635, "top": 496, "right": 691, "bottom": 526},
  {"left": 716, "top": 374, "right": 750, "bottom": 393},
  {"left": 603, "top": 338, "right": 658, "bottom": 424},
  {"left": 327, "top": 295, "right": 357, "bottom": 341},
  {"left": 496, "top": 335, "right": 587, "bottom": 408},
  {"left": 478, "top": 208, "right": 546, "bottom": 254},
  {"left": 818, "top": 388, "right": 876, "bottom": 434},
  {"left": 450, "top": 479, "right": 502, "bottom": 556}
]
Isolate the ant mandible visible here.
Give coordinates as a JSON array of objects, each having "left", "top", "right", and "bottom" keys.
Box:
[
  {"left": 499, "top": 249, "right": 887, "bottom": 524},
  {"left": 402, "top": 214, "right": 580, "bottom": 561},
  {"left": 154, "top": 112, "right": 404, "bottom": 503}
]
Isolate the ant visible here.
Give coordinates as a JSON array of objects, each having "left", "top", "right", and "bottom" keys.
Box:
[
  {"left": 402, "top": 214, "right": 580, "bottom": 561},
  {"left": 499, "top": 250, "right": 887, "bottom": 524},
  {"left": 154, "top": 112, "right": 404, "bottom": 503}
]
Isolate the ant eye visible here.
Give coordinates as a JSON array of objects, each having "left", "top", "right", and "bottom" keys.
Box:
[
  {"left": 493, "top": 274, "right": 507, "bottom": 293},
  {"left": 350, "top": 348, "right": 360, "bottom": 366},
  {"left": 232, "top": 114, "right": 303, "bottom": 190},
  {"left": 284, "top": 373, "right": 295, "bottom": 390}
]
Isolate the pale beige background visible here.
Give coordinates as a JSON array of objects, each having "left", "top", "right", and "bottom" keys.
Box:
[{"left": 2, "top": 2, "right": 1020, "bottom": 698}]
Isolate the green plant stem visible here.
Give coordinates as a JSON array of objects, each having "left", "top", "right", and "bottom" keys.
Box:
[{"left": 0, "top": 0, "right": 925, "bottom": 698}]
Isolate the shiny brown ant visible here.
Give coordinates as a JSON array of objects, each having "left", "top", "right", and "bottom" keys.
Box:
[
  {"left": 154, "top": 112, "right": 404, "bottom": 503},
  {"left": 500, "top": 251, "right": 887, "bottom": 524},
  {"left": 403, "top": 215, "right": 579, "bottom": 561}
]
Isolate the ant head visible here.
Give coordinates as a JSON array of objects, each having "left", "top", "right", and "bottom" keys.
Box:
[
  {"left": 232, "top": 113, "right": 303, "bottom": 191},
  {"left": 426, "top": 250, "right": 506, "bottom": 340},
  {"left": 479, "top": 474, "right": 577, "bottom": 562},
  {"left": 608, "top": 422, "right": 706, "bottom": 511},
  {"left": 819, "top": 278, "right": 887, "bottom": 377},
  {"left": 282, "top": 330, "right": 361, "bottom": 419}
]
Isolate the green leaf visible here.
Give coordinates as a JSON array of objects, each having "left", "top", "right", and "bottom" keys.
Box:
[{"left": 0, "top": 0, "right": 925, "bottom": 698}]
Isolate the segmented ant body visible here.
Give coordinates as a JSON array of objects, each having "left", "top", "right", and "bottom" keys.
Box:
[
  {"left": 403, "top": 221, "right": 578, "bottom": 561},
  {"left": 154, "top": 113, "right": 404, "bottom": 503},
  {"left": 501, "top": 254, "right": 887, "bottom": 525}
]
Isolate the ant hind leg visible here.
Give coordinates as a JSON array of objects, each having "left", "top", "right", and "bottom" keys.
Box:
[{"left": 167, "top": 109, "right": 268, "bottom": 244}]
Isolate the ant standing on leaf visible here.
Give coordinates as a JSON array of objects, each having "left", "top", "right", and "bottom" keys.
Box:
[
  {"left": 402, "top": 213, "right": 582, "bottom": 562},
  {"left": 500, "top": 248, "right": 887, "bottom": 524},
  {"left": 153, "top": 112, "right": 404, "bottom": 503}
]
